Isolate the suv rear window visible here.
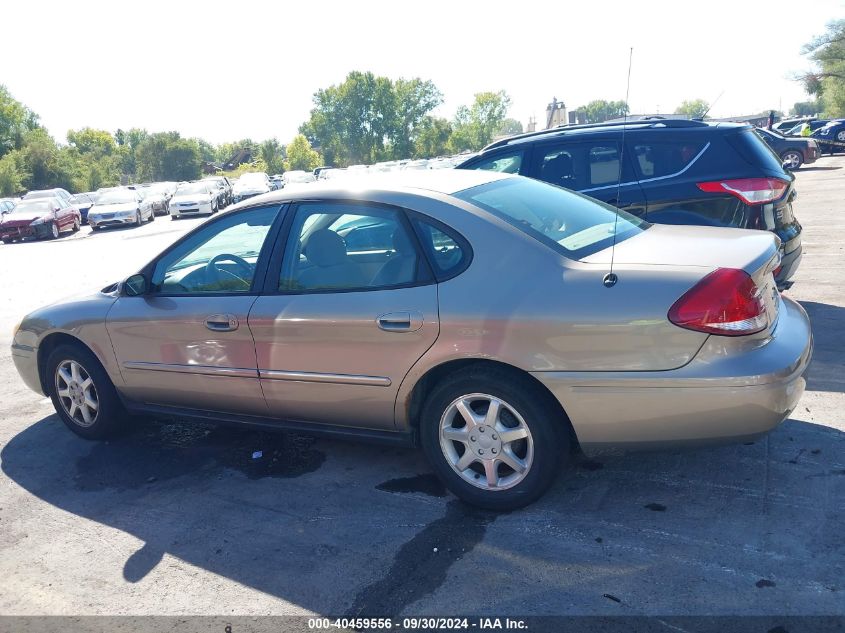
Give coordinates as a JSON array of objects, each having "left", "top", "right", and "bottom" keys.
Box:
[
  {"left": 727, "top": 129, "right": 788, "bottom": 174},
  {"left": 454, "top": 176, "right": 648, "bottom": 260}
]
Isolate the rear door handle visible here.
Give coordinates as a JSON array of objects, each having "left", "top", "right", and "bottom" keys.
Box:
[
  {"left": 377, "top": 311, "right": 423, "bottom": 333},
  {"left": 205, "top": 314, "right": 239, "bottom": 332}
]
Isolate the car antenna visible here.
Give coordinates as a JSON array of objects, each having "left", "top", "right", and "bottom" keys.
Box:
[
  {"left": 604, "top": 47, "right": 633, "bottom": 289},
  {"left": 699, "top": 90, "right": 724, "bottom": 120}
]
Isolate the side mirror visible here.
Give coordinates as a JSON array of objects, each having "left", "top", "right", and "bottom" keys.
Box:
[{"left": 123, "top": 273, "right": 148, "bottom": 297}]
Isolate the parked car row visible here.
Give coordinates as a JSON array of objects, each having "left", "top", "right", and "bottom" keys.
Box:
[{"left": 0, "top": 190, "right": 81, "bottom": 243}]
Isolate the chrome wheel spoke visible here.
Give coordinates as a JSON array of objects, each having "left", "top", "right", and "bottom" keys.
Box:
[
  {"left": 498, "top": 449, "right": 527, "bottom": 474},
  {"left": 442, "top": 427, "right": 469, "bottom": 444},
  {"left": 498, "top": 426, "right": 529, "bottom": 444},
  {"left": 58, "top": 367, "right": 72, "bottom": 386},
  {"left": 483, "top": 460, "right": 498, "bottom": 487},
  {"left": 455, "top": 450, "right": 476, "bottom": 471},
  {"left": 81, "top": 377, "right": 93, "bottom": 390},
  {"left": 57, "top": 388, "right": 70, "bottom": 398},
  {"left": 67, "top": 401, "right": 78, "bottom": 419},
  {"left": 84, "top": 395, "right": 98, "bottom": 411},
  {"left": 70, "top": 362, "right": 81, "bottom": 383},
  {"left": 455, "top": 399, "right": 479, "bottom": 426},
  {"left": 484, "top": 398, "right": 500, "bottom": 426},
  {"left": 80, "top": 405, "right": 93, "bottom": 425}
]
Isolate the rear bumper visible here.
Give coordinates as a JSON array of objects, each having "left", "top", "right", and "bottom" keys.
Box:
[
  {"left": 776, "top": 241, "right": 802, "bottom": 289},
  {"left": 531, "top": 296, "right": 812, "bottom": 452}
]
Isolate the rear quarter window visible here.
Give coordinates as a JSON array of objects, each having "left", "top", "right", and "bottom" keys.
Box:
[
  {"left": 726, "top": 129, "right": 789, "bottom": 175},
  {"left": 631, "top": 141, "right": 706, "bottom": 178}
]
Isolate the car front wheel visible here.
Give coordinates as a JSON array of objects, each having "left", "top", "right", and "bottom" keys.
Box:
[
  {"left": 47, "top": 344, "right": 126, "bottom": 440},
  {"left": 781, "top": 150, "right": 803, "bottom": 170},
  {"left": 420, "top": 367, "right": 569, "bottom": 510}
]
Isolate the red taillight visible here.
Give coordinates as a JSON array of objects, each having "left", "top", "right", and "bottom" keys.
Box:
[
  {"left": 668, "top": 268, "right": 768, "bottom": 336},
  {"left": 697, "top": 178, "right": 788, "bottom": 205}
]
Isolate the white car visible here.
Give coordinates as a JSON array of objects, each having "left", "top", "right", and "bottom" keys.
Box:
[
  {"left": 232, "top": 172, "right": 271, "bottom": 203},
  {"left": 169, "top": 182, "right": 218, "bottom": 219},
  {"left": 282, "top": 170, "right": 316, "bottom": 186}
]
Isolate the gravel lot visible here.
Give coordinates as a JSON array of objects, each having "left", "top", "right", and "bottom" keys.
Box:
[{"left": 0, "top": 163, "right": 843, "bottom": 619}]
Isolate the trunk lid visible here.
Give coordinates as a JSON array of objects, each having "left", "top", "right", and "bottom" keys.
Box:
[{"left": 583, "top": 224, "right": 782, "bottom": 335}]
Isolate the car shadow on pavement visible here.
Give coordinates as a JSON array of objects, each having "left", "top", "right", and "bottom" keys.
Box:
[
  {"left": 800, "top": 301, "right": 845, "bottom": 393},
  {"left": 798, "top": 165, "right": 842, "bottom": 171},
  {"left": 2, "top": 411, "right": 844, "bottom": 616}
]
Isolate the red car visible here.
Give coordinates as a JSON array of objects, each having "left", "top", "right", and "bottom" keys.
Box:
[{"left": 0, "top": 196, "right": 81, "bottom": 243}]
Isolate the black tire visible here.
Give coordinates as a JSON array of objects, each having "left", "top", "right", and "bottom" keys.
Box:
[
  {"left": 71, "top": 218, "right": 80, "bottom": 232},
  {"left": 49, "top": 222, "right": 60, "bottom": 240},
  {"left": 135, "top": 211, "right": 142, "bottom": 227},
  {"left": 420, "top": 366, "right": 570, "bottom": 511},
  {"left": 171, "top": 215, "right": 178, "bottom": 221},
  {"left": 149, "top": 210, "right": 156, "bottom": 222},
  {"left": 46, "top": 344, "right": 126, "bottom": 440}
]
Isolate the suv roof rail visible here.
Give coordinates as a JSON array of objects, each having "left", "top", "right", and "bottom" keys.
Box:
[{"left": 482, "top": 118, "right": 711, "bottom": 151}]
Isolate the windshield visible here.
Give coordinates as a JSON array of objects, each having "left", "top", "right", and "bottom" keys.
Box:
[
  {"left": 70, "top": 194, "right": 92, "bottom": 204},
  {"left": 284, "top": 171, "right": 315, "bottom": 183},
  {"left": 9, "top": 199, "right": 55, "bottom": 214},
  {"left": 96, "top": 190, "right": 137, "bottom": 204},
  {"left": 238, "top": 173, "right": 267, "bottom": 185},
  {"left": 23, "top": 190, "right": 55, "bottom": 199},
  {"left": 175, "top": 183, "right": 210, "bottom": 196},
  {"left": 454, "top": 176, "right": 649, "bottom": 260}
]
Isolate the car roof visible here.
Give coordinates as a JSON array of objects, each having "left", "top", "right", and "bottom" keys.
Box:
[
  {"left": 237, "top": 169, "right": 508, "bottom": 207},
  {"left": 481, "top": 119, "right": 749, "bottom": 152}
]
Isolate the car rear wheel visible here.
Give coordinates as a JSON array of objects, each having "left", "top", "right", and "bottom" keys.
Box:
[
  {"left": 420, "top": 367, "right": 569, "bottom": 510},
  {"left": 781, "top": 150, "right": 803, "bottom": 170},
  {"left": 837, "top": 131, "right": 845, "bottom": 142},
  {"left": 71, "top": 218, "right": 80, "bottom": 232},
  {"left": 47, "top": 344, "right": 126, "bottom": 440},
  {"left": 135, "top": 211, "right": 142, "bottom": 227}
]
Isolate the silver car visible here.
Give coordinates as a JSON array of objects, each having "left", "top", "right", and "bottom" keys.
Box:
[
  {"left": 10, "top": 170, "right": 812, "bottom": 510},
  {"left": 88, "top": 189, "right": 155, "bottom": 230}
]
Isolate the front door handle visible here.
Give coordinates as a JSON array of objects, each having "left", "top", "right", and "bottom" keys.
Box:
[
  {"left": 205, "top": 314, "right": 239, "bottom": 332},
  {"left": 377, "top": 311, "right": 423, "bottom": 333}
]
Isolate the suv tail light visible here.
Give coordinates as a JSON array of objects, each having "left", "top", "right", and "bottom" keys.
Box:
[
  {"left": 668, "top": 268, "right": 768, "bottom": 336},
  {"left": 697, "top": 178, "right": 788, "bottom": 205}
]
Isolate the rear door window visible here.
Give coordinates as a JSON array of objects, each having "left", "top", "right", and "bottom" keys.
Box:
[{"left": 534, "top": 142, "right": 626, "bottom": 191}]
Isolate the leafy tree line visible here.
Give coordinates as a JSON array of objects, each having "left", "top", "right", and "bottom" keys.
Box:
[
  {"left": 799, "top": 19, "right": 845, "bottom": 118},
  {"left": 1, "top": 75, "right": 519, "bottom": 195}
]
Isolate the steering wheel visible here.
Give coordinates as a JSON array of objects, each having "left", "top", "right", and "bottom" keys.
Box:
[{"left": 204, "top": 253, "right": 253, "bottom": 289}]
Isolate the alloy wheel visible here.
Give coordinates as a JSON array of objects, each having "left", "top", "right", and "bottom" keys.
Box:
[
  {"left": 50, "top": 222, "right": 59, "bottom": 239},
  {"left": 782, "top": 151, "right": 802, "bottom": 170},
  {"left": 55, "top": 359, "right": 99, "bottom": 427},
  {"left": 439, "top": 393, "right": 534, "bottom": 491},
  {"left": 837, "top": 130, "right": 845, "bottom": 142}
]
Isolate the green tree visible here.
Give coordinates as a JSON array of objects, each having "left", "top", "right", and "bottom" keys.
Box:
[
  {"left": 192, "top": 138, "right": 217, "bottom": 164},
  {"left": 414, "top": 116, "right": 452, "bottom": 158},
  {"left": 801, "top": 19, "right": 845, "bottom": 117},
  {"left": 135, "top": 132, "right": 201, "bottom": 182},
  {"left": 391, "top": 78, "right": 443, "bottom": 160},
  {"left": 20, "top": 128, "right": 74, "bottom": 190},
  {"left": 449, "top": 90, "right": 512, "bottom": 152},
  {"left": 791, "top": 100, "right": 822, "bottom": 116},
  {"left": 0, "top": 150, "right": 26, "bottom": 196},
  {"left": 497, "top": 118, "right": 523, "bottom": 136},
  {"left": 0, "top": 84, "right": 40, "bottom": 159},
  {"left": 284, "top": 134, "right": 322, "bottom": 172},
  {"left": 674, "top": 99, "right": 710, "bottom": 118},
  {"left": 67, "top": 128, "right": 117, "bottom": 157},
  {"left": 575, "top": 99, "right": 629, "bottom": 123},
  {"left": 259, "top": 138, "right": 286, "bottom": 174},
  {"left": 302, "top": 71, "right": 396, "bottom": 166},
  {"left": 114, "top": 127, "right": 148, "bottom": 179}
]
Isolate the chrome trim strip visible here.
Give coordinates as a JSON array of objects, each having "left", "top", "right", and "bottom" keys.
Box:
[
  {"left": 123, "top": 361, "right": 258, "bottom": 379},
  {"left": 259, "top": 369, "right": 392, "bottom": 387},
  {"left": 580, "top": 142, "right": 711, "bottom": 193}
]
